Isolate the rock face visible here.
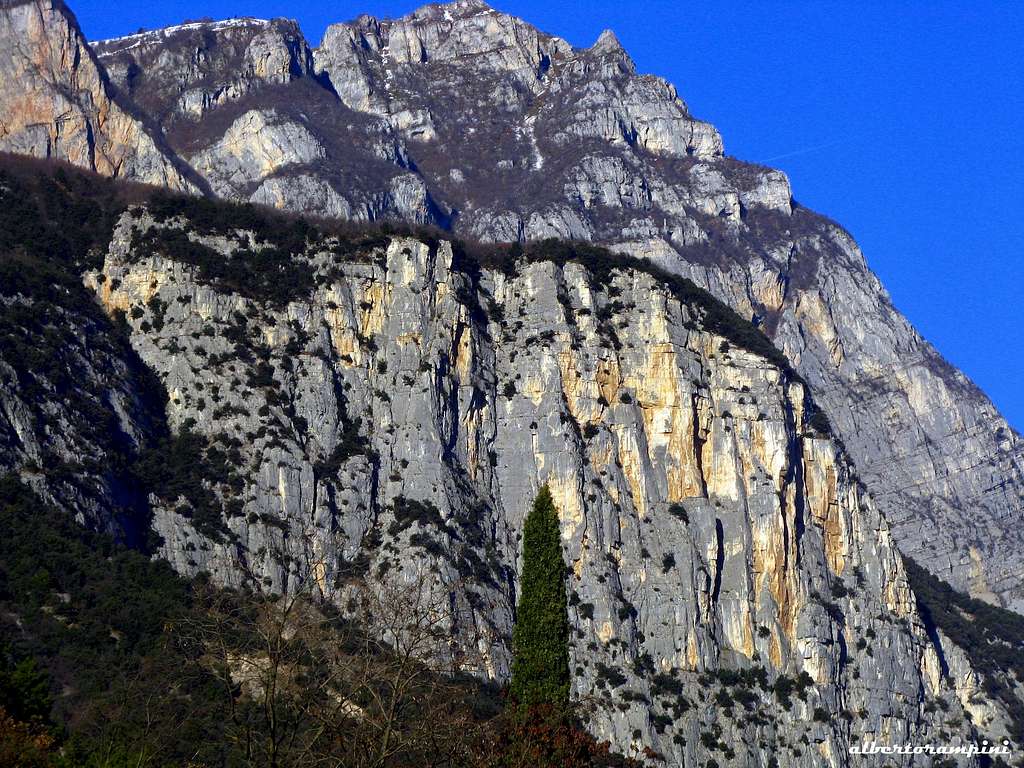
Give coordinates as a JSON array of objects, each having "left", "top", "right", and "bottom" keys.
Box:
[
  {"left": 0, "top": 0, "right": 196, "bottom": 190},
  {"left": 92, "top": 10, "right": 446, "bottom": 225},
  {"left": 0, "top": 251, "right": 160, "bottom": 542},
  {"left": 93, "top": 17, "right": 315, "bottom": 124},
  {"left": 72, "top": 0, "right": 1024, "bottom": 612},
  {"left": 73, "top": 206, "right": 1005, "bottom": 765},
  {"left": 0, "top": 3, "right": 1022, "bottom": 762}
]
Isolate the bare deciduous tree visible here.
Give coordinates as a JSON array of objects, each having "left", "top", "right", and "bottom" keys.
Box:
[{"left": 172, "top": 564, "right": 495, "bottom": 768}]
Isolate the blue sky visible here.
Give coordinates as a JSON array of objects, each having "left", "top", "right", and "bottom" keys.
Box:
[{"left": 73, "top": 0, "right": 1024, "bottom": 429}]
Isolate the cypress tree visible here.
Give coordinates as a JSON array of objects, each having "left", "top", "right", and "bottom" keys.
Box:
[{"left": 510, "top": 485, "right": 570, "bottom": 709}]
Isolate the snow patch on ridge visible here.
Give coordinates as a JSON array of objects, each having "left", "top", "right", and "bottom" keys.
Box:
[{"left": 94, "top": 17, "right": 273, "bottom": 54}]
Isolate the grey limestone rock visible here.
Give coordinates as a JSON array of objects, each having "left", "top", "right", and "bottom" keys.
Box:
[{"left": 73, "top": 209, "right": 1012, "bottom": 765}]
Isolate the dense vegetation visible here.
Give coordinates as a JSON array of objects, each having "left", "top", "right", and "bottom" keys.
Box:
[
  {"left": 146, "top": 190, "right": 320, "bottom": 254},
  {"left": 131, "top": 225, "right": 318, "bottom": 307},
  {"left": 131, "top": 427, "right": 241, "bottom": 540},
  {"left": 137, "top": 189, "right": 393, "bottom": 306},
  {"left": 510, "top": 486, "right": 571, "bottom": 709},
  {"left": 0, "top": 155, "right": 135, "bottom": 273},
  {"left": 0, "top": 156, "right": 171, "bottom": 542},
  {"left": 0, "top": 156, "right": 257, "bottom": 547},
  {"left": 0, "top": 476, "right": 632, "bottom": 767},
  {"left": 905, "top": 556, "right": 1024, "bottom": 742},
  {"left": 0, "top": 474, "right": 219, "bottom": 765}
]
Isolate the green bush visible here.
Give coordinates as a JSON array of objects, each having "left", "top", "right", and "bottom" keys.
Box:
[
  {"left": 0, "top": 650, "right": 50, "bottom": 723},
  {"left": 131, "top": 429, "right": 235, "bottom": 540},
  {"left": 0, "top": 475, "right": 199, "bottom": 741},
  {"left": 388, "top": 496, "right": 447, "bottom": 537},
  {"left": 668, "top": 503, "right": 690, "bottom": 524}
]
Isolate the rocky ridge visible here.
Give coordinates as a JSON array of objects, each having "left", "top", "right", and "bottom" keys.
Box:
[
  {"left": 81, "top": 199, "right": 1008, "bottom": 765},
  {"left": 83, "top": 0, "right": 1023, "bottom": 611},
  {"left": 92, "top": 12, "right": 446, "bottom": 225},
  {"left": 94, "top": 17, "right": 315, "bottom": 123}
]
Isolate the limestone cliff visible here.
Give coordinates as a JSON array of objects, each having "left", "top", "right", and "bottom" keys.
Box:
[
  {"left": 0, "top": 0, "right": 196, "bottom": 190},
  {"left": 70, "top": 0, "right": 1024, "bottom": 610},
  {"left": 65, "top": 202, "right": 1007, "bottom": 765}
]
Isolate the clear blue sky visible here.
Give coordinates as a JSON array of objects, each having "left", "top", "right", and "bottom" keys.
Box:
[{"left": 73, "top": 0, "right": 1024, "bottom": 429}]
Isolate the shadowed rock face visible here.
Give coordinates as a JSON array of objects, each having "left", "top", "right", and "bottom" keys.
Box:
[
  {"left": 93, "top": 17, "right": 316, "bottom": 125},
  {"left": 78, "top": 0, "right": 1021, "bottom": 613}
]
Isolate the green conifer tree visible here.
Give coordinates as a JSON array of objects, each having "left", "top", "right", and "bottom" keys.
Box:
[{"left": 510, "top": 485, "right": 570, "bottom": 709}]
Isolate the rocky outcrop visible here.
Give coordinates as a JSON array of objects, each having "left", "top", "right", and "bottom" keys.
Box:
[
  {"left": 311, "top": 3, "right": 1024, "bottom": 614},
  {"left": 66, "top": 206, "right": 1007, "bottom": 765},
  {"left": 81, "top": 0, "right": 1024, "bottom": 612},
  {"left": 188, "top": 109, "right": 326, "bottom": 197},
  {"left": 88, "top": 10, "right": 449, "bottom": 226},
  {"left": 0, "top": 0, "right": 1020, "bottom": 717},
  {"left": 94, "top": 16, "right": 315, "bottom": 126},
  {"left": 0, "top": 0, "right": 195, "bottom": 190}
]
